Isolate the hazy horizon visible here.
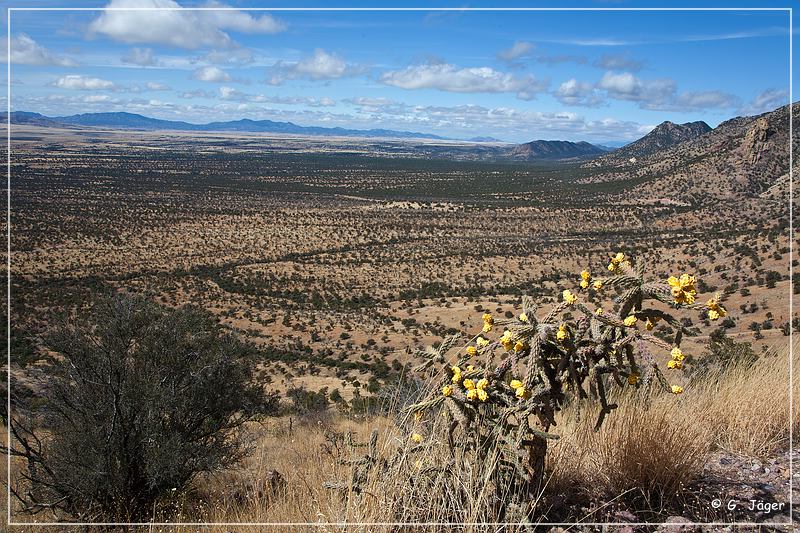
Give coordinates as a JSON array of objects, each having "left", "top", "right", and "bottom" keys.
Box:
[{"left": 3, "top": 1, "right": 794, "bottom": 143}]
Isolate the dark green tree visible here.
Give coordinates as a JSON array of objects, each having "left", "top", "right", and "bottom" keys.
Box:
[{"left": 7, "top": 295, "right": 269, "bottom": 521}]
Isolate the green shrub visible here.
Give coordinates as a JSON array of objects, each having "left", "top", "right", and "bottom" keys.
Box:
[{"left": 7, "top": 295, "right": 267, "bottom": 521}]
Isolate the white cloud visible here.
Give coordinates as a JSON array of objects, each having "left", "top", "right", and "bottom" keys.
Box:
[
  {"left": 179, "top": 89, "right": 213, "bottom": 99},
  {"left": 8, "top": 34, "right": 78, "bottom": 67},
  {"left": 739, "top": 88, "right": 788, "bottom": 115},
  {"left": 146, "top": 81, "right": 171, "bottom": 91},
  {"left": 596, "top": 71, "right": 739, "bottom": 111},
  {"left": 380, "top": 62, "right": 548, "bottom": 100},
  {"left": 122, "top": 47, "right": 157, "bottom": 66},
  {"left": 536, "top": 54, "right": 587, "bottom": 66},
  {"left": 594, "top": 54, "right": 643, "bottom": 72},
  {"left": 597, "top": 71, "right": 673, "bottom": 105},
  {"left": 202, "top": 48, "right": 254, "bottom": 65},
  {"left": 219, "top": 86, "right": 335, "bottom": 107},
  {"left": 204, "top": 1, "right": 285, "bottom": 33},
  {"left": 496, "top": 41, "right": 535, "bottom": 61},
  {"left": 344, "top": 97, "right": 399, "bottom": 112},
  {"left": 54, "top": 75, "right": 116, "bottom": 90},
  {"left": 666, "top": 91, "right": 740, "bottom": 111},
  {"left": 554, "top": 79, "right": 604, "bottom": 107},
  {"left": 598, "top": 71, "right": 648, "bottom": 98},
  {"left": 268, "top": 49, "right": 362, "bottom": 85},
  {"left": 293, "top": 49, "right": 348, "bottom": 78},
  {"left": 192, "top": 66, "right": 232, "bottom": 82},
  {"left": 350, "top": 101, "right": 646, "bottom": 142},
  {"left": 89, "top": 0, "right": 285, "bottom": 49},
  {"left": 83, "top": 94, "right": 118, "bottom": 103}
]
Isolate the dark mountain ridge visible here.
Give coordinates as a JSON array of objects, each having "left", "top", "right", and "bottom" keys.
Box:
[
  {"left": 595, "top": 120, "right": 711, "bottom": 164},
  {"left": 509, "top": 139, "right": 608, "bottom": 161},
  {"left": 582, "top": 102, "right": 798, "bottom": 202}
]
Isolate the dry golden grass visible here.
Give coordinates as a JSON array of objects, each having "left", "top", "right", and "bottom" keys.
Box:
[
  {"left": 142, "top": 340, "right": 799, "bottom": 530},
  {"left": 4, "top": 340, "right": 796, "bottom": 530},
  {"left": 690, "top": 346, "right": 794, "bottom": 457}
]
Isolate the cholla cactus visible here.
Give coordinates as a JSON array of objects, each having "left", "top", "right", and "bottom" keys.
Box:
[
  {"left": 322, "top": 429, "right": 382, "bottom": 498},
  {"left": 403, "top": 253, "right": 725, "bottom": 513}
]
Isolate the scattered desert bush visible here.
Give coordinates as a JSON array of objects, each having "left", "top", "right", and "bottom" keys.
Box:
[{"left": 687, "top": 327, "right": 757, "bottom": 380}]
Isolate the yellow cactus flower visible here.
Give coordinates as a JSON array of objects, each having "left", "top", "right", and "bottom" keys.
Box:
[
  {"left": 627, "top": 372, "right": 640, "bottom": 385},
  {"left": 607, "top": 253, "right": 627, "bottom": 273},
  {"left": 466, "top": 346, "right": 477, "bottom": 357},
  {"left": 706, "top": 296, "right": 727, "bottom": 321},
  {"left": 667, "top": 359, "right": 683, "bottom": 370},
  {"left": 593, "top": 280, "right": 603, "bottom": 290},
  {"left": 556, "top": 323, "right": 568, "bottom": 342},
  {"left": 514, "top": 340, "right": 526, "bottom": 353},
  {"left": 595, "top": 308, "right": 604, "bottom": 315},
  {"left": 451, "top": 366, "right": 462, "bottom": 383},
  {"left": 510, "top": 379, "right": 523, "bottom": 390},
  {"left": 476, "top": 378, "right": 489, "bottom": 390},
  {"left": 667, "top": 274, "right": 697, "bottom": 305},
  {"left": 562, "top": 289, "right": 578, "bottom": 305},
  {"left": 671, "top": 385, "right": 684, "bottom": 395},
  {"left": 476, "top": 389, "right": 489, "bottom": 402},
  {"left": 466, "top": 364, "right": 475, "bottom": 372},
  {"left": 476, "top": 336, "right": 489, "bottom": 348},
  {"left": 466, "top": 389, "right": 478, "bottom": 401},
  {"left": 623, "top": 315, "right": 637, "bottom": 327},
  {"left": 442, "top": 385, "right": 453, "bottom": 397},
  {"left": 411, "top": 433, "right": 423, "bottom": 443},
  {"left": 482, "top": 313, "right": 494, "bottom": 332},
  {"left": 670, "top": 347, "right": 685, "bottom": 362},
  {"left": 500, "top": 330, "right": 514, "bottom": 351},
  {"left": 519, "top": 312, "right": 529, "bottom": 323},
  {"left": 515, "top": 386, "right": 529, "bottom": 399},
  {"left": 462, "top": 378, "right": 475, "bottom": 390},
  {"left": 580, "top": 279, "right": 589, "bottom": 289},
  {"left": 581, "top": 270, "right": 591, "bottom": 281}
]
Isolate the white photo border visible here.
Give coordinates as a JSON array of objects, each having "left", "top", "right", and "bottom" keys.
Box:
[{"left": 5, "top": 4, "right": 795, "bottom": 529}]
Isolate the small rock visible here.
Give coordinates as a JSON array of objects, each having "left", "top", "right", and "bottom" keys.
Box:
[
  {"left": 613, "top": 509, "right": 638, "bottom": 523},
  {"left": 656, "top": 516, "right": 699, "bottom": 533}
]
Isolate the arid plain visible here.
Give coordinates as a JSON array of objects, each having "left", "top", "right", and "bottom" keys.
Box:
[{"left": 7, "top": 110, "right": 794, "bottom": 404}]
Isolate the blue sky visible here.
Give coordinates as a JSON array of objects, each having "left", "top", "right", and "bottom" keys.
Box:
[{"left": 2, "top": 0, "right": 796, "bottom": 143}]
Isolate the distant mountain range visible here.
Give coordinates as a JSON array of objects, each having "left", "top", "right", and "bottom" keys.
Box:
[
  {"left": 3, "top": 110, "right": 626, "bottom": 161},
  {"left": 1, "top": 111, "right": 452, "bottom": 141},
  {"left": 10, "top": 109, "right": 780, "bottom": 172}
]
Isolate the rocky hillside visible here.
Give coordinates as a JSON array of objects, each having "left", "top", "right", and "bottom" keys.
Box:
[
  {"left": 593, "top": 120, "right": 711, "bottom": 165},
  {"left": 508, "top": 139, "right": 606, "bottom": 161},
  {"left": 582, "top": 102, "right": 797, "bottom": 204}
]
